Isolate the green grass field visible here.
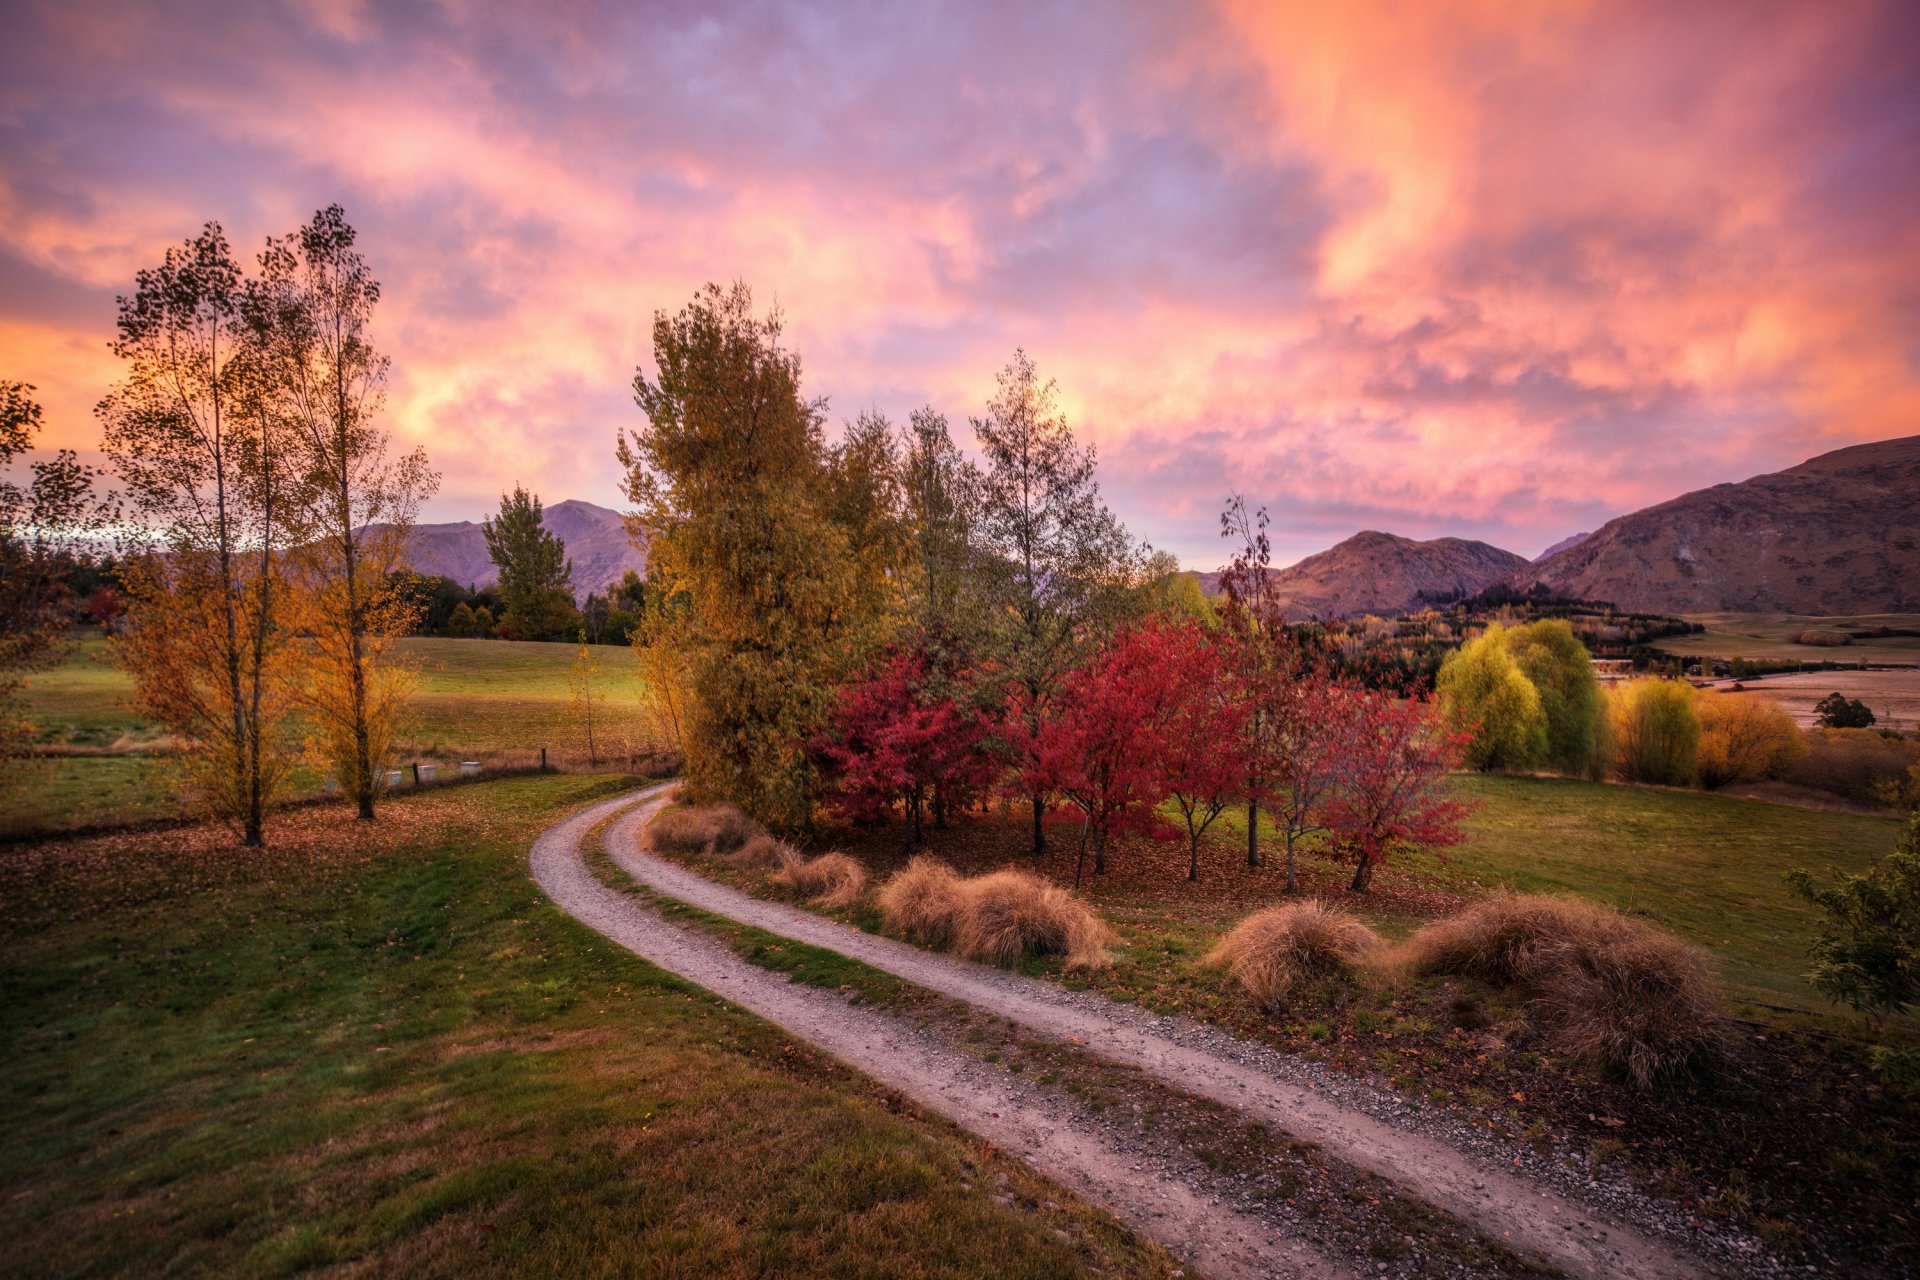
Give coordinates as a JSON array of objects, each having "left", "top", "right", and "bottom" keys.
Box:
[
  {"left": 9, "top": 636, "right": 657, "bottom": 834},
  {"left": 1663, "top": 612, "right": 1920, "bottom": 664},
  {"left": 0, "top": 775, "right": 1173, "bottom": 1279}
]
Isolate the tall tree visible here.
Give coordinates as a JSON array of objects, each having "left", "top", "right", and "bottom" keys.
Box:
[
  {"left": 97, "top": 225, "right": 300, "bottom": 846},
  {"left": 1503, "top": 619, "right": 1603, "bottom": 777},
  {"left": 618, "top": 281, "right": 860, "bottom": 828},
  {"left": 483, "top": 486, "right": 576, "bottom": 638},
  {"left": 254, "top": 205, "right": 437, "bottom": 820},
  {"left": 973, "top": 349, "right": 1136, "bottom": 856},
  {"left": 900, "top": 405, "right": 979, "bottom": 634},
  {"left": 1436, "top": 623, "right": 1549, "bottom": 772},
  {"left": 2, "top": 381, "right": 115, "bottom": 773},
  {"left": 1218, "top": 494, "right": 1295, "bottom": 869}
]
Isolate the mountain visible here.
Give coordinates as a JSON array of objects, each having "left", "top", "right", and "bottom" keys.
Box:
[
  {"left": 1201, "top": 531, "right": 1529, "bottom": 619},
  {"left": 1534, "top": 531, "right": 1590, "bottom": 562},
  {"left": 391, "top": 499, "right": 647, "bottom": 600},
  {"left": 1509, "top": 435, "right": 1920, "bottom": 613}
]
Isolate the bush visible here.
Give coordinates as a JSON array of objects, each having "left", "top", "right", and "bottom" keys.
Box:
[
  {"left": 1797, "top": 629, "right": 1853, "bottom": 647},
  {"left": 1786, "top": 811, "right": 1920, "bottom": 1016},
  {"left": 1606, "top": 678, "right": 1700, "bottom": 786},
  {"left": 953, "top": 870, "right": 1114, "bottom": 969},
  {"left": 1786, "top": 728, "right": 1920, "bottom": 804},
  {"left": 645, "top": 802, "right": 761, "bottom": 856},
  {"left": 1693, "top": 690, "right": 1806, "bottom": 789},
  {"left": 1399, "top": 892, "right": 1725, "bottom": 1088},
  {"left": 875, "top": 857, "right": 969, "bottom": 947},
  {"left": 725, "top": 833, "right": 799, "bottom": 869},
  {"left": 770, "top": 850, "right": 868, "bottom": 908},
  {"left": 1205, "top": 901, "right": 1383, "bottom": 1008}
]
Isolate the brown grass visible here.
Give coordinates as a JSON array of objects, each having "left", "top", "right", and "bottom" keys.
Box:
[
  {"left": 876, "top": 857, "right": 970, "bottom": 947},
  {"left": 644, "top": 802, "right": 761, "bottom": 857},
  {"left": 725, "top": 833, "right": 799, "bottom": 870},
  {"left": 1204, "top": 901, "right": 1384, "bottom": 1009},
  {"left": 771, "top": 850, "right": 868, "bottom": 908},
  {"left": 953, "top": 869, "right": 1115, "bottom": 969},
  {"left": 1397, "top": 892, "right": 1726, "bottom": 1088}
]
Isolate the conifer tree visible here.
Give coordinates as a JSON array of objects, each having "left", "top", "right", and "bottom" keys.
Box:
[{"left": 483, "top": 486, "right": 576, "bottom": 638}]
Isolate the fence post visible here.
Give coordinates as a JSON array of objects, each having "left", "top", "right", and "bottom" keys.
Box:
[
  {"left": 412, "top": 762, "right": 421, "bottom": 787},
  {"left": 540, "top": 747, "right": 548, "bottom": 772}
]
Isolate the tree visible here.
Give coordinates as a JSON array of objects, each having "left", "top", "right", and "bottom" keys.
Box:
[
  {"left": 1321, "top": 695, "right": 1471, "bottom": 892},
  {"left": 1607, "top": 678, "right": 1700, "bottom": 787},
  {"left": 1503, "top": 619, "right": 1603, "bottom": 776},
  {"left": 1218, "top": 495, "right": 1293, "bottom": 869},
  {"left": 1694, "top": 689, "right": 1806, "bottom": 789},
  {"left": 1787, "top": 810, "right": 1920, "bottom": 1016},
  {"left": 618, "top": 282, "right": 862, "bottom": 828},
  {"left": 483, "top": 486, "right": 576, "bottom": 638},
  {"left": 813, "top": 641, "right": 998, "bottom": 849},
  {"left": 974, "top": 351, "right": 1138, "bottom": 857},
  {"left": 1816, "top": 692, "right": 1876, "bottom": 730},
  {"left": 1028, "top": 625, "right": 1174, "bottom": 883},
  {"left": 1148, "top": 619, "right": 1244, "bottom": 881},
  {"left": 444, "top": 601, "right": 479, "bottom": 637},
  {"left": 254, "top": 205, "right": 438, "bottom": 820},
  {"left": 568, "top": 643, "right": 606, "bottom": 765},
  {"left": 900, "top": 406, "right": 980, "bottom": 636},
  {"left": 97, "top": 224, "right": 301, "bottom": 846},
  {"left": 1436, "top": 624, "right": 1548, "bottom": 772},
  {"left": 1267, "top": 671, "right": 1358, "bottom": 894},
  {"left": 2, "top": 381, "right": 116, "bottom": 773}
]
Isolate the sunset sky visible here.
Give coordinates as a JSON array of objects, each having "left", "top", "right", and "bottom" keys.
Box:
[{"left": 3, "top": 0, "right": 1916, "bottom": 568}]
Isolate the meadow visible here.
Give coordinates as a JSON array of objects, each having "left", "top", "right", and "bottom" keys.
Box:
[
  {"left": 8, "top": 637, "right": 656, "bottom": 835},
  {"left": 0, "top": 775, "right": 1174, "bottom": 1279},
  {"left": 1665, "top": 612, "right": 1920, "bottom": 664}
]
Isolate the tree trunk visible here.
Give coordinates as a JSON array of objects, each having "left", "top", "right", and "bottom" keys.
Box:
[
  {"left": 1030, "top": 791, "right": 1046, "bottom": 856},
  {"left": 1284, "top": 828, "right": 1297, "bottom": 894},
  {"left": 1348, "top": 858, "right": 1374, "bottom": 893},
  {"left": 1091, "top": 826, "right": 1107, "bottom": 876},
  {"left": 1245, "top": 798, "right": 1260, "bottom": 868},
  {"left": 1187, "top": 830, "right": 1201, "bottom": 882}
]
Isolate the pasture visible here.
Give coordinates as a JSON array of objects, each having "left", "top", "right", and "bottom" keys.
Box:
[
  {"left": 1665, "top": 612, "right": 1920, "bottom": 664},
  {"left": 0, "top": 775, "right": 1171, "bottom": 1279},
  {"left": 7, "top": 636, "right": 659, "bottom": 836}
]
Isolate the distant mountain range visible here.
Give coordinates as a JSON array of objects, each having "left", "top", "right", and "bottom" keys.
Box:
[
  {"left": 1192, "top": 532, "right": 1530, "bottom": 620},
  {"left": 394, "top": 500, "right": 647, "bottom": 599},
  {"left": 1509, "top": 434, "right": 1920, "bottom": 613}
]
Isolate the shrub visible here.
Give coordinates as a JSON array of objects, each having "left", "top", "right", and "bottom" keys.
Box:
[
  {"left": 1399, "top": 892, "right": 1725, "bottom": 1088},
  {"left": 725, "top": 833, "right": 799, "bottom": 869},
  {"left": 1693, "top": 690, "right": 1806, "bottom": 789},
  {"left": 953, "top": 870, "right": 1114, "bottom": 969},
  {"left": 875, "top": 857, "right": 969, "bottom": 947},
  {"left": 1797, "top": 629, "right": 1853, "bottom": 647},
  {"left": 1786, "top": 728, "right": 1920, "bottom": 804},
  {"left": 645, "top": 802, "right": 761, "bottom": 856},
  {"left": 1786, "top": 810, "right": 1920, "bottom": 1016},
  {"left": 1205, "top": 901, "right": 1383, "bottom": 1008},
  {"left": 770, "top": 850, "right": 868, "bottom": 908},
  {"left": 1606, "top": 678, "right": 1700, "bottom": 786}
]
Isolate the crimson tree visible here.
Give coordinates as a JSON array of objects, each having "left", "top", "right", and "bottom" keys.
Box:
[{"left": 1321, "top": 694, "right": 1472, "bottom": 892}]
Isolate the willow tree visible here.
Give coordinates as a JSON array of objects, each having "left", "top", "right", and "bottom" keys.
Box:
[
  {"left": 254, "top": 205, "right": 437, "bottom": 820},
  {"left": 618, "top": 282, "right": 864, "bottom": 828},
  {"left": 98, "top": 225, "right": 304, "bottom": 845},
  {"left": 972, "top": 350, "right": 1136, "bottom": 856}
]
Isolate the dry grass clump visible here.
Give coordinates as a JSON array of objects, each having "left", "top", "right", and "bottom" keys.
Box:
[
  {"left": 1204, "top": 901, "right": 1384, "bottom": 1008},
  {"left": 953, "top": 870, "right": 1114, "bottom": 969},
  {"left": 875, "top": 857, "right": 969, "bottom": 947},
  {"left": 645, "top": 802, "right": 760, "bottom": 857},
  {"left": 1398, "top": 891, "right": 1726, "bottom": 1088},
  {"left": 725, "top": 833, "right": 799, "bottom": 870},
  {"left": 770, "top": 850, "right": 868, "bottom": 908}
]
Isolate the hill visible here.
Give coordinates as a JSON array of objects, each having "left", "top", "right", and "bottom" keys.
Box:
[
  {"left": 389, "top": 499, "right": 646, "bottom": 599},
  {"left": 1198, "top": 531, "right": 1530, "bottom": 619},
  {"left": 1511, "top": 435, "right": 1920, "bottom": 613}
]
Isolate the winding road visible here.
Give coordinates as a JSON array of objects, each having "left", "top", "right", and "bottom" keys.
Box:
[{"left": 533, "top": 785, "right": 1728, "bottom": 1280}]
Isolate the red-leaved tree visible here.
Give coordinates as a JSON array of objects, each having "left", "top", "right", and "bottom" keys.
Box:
[
  {"left": 815, "top": 643, "right": 997, "bottom": 849},
  {"left": 1321, "top": 693, "right": 1472, "bottom": 892},
  {"left": 1152, "top": 619, "right": 1247, "bottom": 881},
  {"left": 1026, "top": 624, "right": 1176, "bottom": 883}
]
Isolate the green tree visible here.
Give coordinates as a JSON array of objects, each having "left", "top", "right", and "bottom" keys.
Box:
[
  {"left": 1816, "top": 692, "right": 1876, "bottom": 730},
  {"left": 617, "top": 282, "right": 862, "bottom": 828},
  {"left": 1436, "top": 623, "right": 1548, "bottom": 772},
  {"left": 900, "top": 405, "right": 979, "bottom": 635},
  {"left": 972, "top": 349, "right": 1137, "bottom": 855},
  {"left": 1503, "top": 618, "right": 1603, "bottom": 776},
  {"left": 444, "top": 601, "right": 478, "bottom": 637},
  {"left": 1787, "top": 810, "right": 1920, "bottom": 1016},
  {"left": 1607, "top": 677, "right": 1700, "bottom": 786},
  {"left": 483, "top": 486, "right": 577, "bottom": 638}
]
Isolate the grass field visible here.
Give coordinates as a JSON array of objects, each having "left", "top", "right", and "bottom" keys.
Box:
[
  {"left": 9, "top": 635, "right": 658, "bottom": 835},
  {"left": 1664, "top": 612, "right": 1920, "bottom": 664},
  {"left": 0, "top": 775, "right": 1173, "bottom": 1279}
]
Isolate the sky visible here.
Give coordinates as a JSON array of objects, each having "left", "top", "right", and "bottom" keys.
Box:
[{"left": 3, "top": 0, "right": 1917, "bottom": 568}]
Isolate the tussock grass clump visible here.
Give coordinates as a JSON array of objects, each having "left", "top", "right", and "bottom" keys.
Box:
[
  {"left": 953, "top": 870, "right": 1114, "bottom": 969},
  {"left": 726, "top": 833, "right": 798, "bottom": 870},
  {"left": 771, "top": 850, "right": 868, "bottom": 908},
  {"left": 1398, "top": 891, "right": 1726, "bottom": 1088},
  {"left": 876, "top": 857, "right": 969, "bottom": 947},
  {"left": 645, "top": 802, "right": 760, "bottom": 857},
  {"left": 1205, "top": 901, "right": 1384, "bottom": 1008}
]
